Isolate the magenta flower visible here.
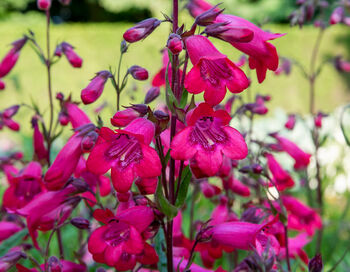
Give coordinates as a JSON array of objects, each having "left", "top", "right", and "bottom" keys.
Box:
[
  {"left": 81, "top": 71, "right": 112, "bottom": 105},
  {"left": 329, "top": 7, "right": 344, "bottom": 25},
  {"left": 31, "top": 117, "right": 48, "bottom": 162},
  {"left": 211, "top": 218, "right": 280, "bottom": 255},
  {"left": 88, "top": 207, "right": 158, "bottom": 271},
  {"left": 0, "top": 221, "right": 21, "bottom": 242},
  {"left": 62, "top": 101, "right": 91, "bottom": 129},
  {"left": 212, "top": 14, "right": 284, "bottom": 83},
  {"left": 285, "top": 114, "right": 296, "bottom": 130},
  {"left": 167, "top": 34, "right": 183, "bottom": 55},
  {"left": 334, "top": 56, "right": 350, "bottom": 73},
  {"left": 0, "top": 105, "right": 20, "bottom": 131},
  {"left": 185, "top": 35, "right": 249, "bottom": 106},
  {"left": 0, "top": 37, "right": 28, "bottom": 78},
  {"left": 44, "top": 132, "right": 84, "bottom": 190},
  {"left": 171, "top": 103, "right": 248, "bottom": 176},
  {"left": 0, "top": 80, "right": 5, "bottom": 90},
  {"left": 123, "top": 18, "right": 161, "bottom": 43},
  {"left": 59, "top": 42, "right": 83, "bottom": 68},
  {"left": 282, "top": 195, "right": 322, "bottom": 235},
  {"left": 265, "top": 153, "right": 294, "bottom": 191},
  {"left": 129, "top": 66, "right": 149, "bottom": 81},
  {"left": 186, "top": 0, "right": 218, "bottom": 18},
  {"left": 227, "top": 176, "right": 251, "bottom": 197},
  {"left": 111, "top": 108, "right": 142, "bottom": 127},
  {"left": 200, "top": 180, "right": 221, "bottom": 198},
  {"left": 314, "top": 112, "right": 327, "bottom": 128},
  {"left": 17, "top": 186, "right": 78, "bottom": 248},
  {"left": 279, "top": 233, "right": 310, "bottom": 265},
  {"left": 3, "top": 161, "right": 44, "bottom": 211},
  {"left": 37, "top": 0, "right": 51, "bottom": 10},
  {"left": 87, "top": 118, "right": 161, "bottom": 193},
  {"left": 271, "top": 134, "right": 311, "bottom": 170}
]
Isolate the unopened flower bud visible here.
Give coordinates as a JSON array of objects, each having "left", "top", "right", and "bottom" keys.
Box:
[
  {"left": 48, "top": 256, "right": 62, "bottom": 272},
  {"left": 54, "top": 44, "right": 63, "bottom": 57},
  {"left": 81, "top": 70, "right": 112, "bottom": 105},
  {"left": 204, "top": 22, "right": 254, "bottom": 43},
  {"left": 111, "top": 108, "right": 140, "bottom": 127},
  {"left": 314, "top": 112, "right": 327, "bottom": 128},
  {"left": 60, "top": 42, "right": 82, "bottom": 68},
  {"left": 129, "top": 66, "right": 148, "bottom": 81},
  {"left": 81, "top": 131, "right": 98, "bottom": 152},
  {"left": 195, "top": 4, "right": 224, "bottom": 26},
  {"left": 0, "top": 80, "right": 5, "bottom": 90},
  {"left": 154, "top": 110, "right": 169, "bottom": 120},
  {"left": 71, "top": 217, "right": 90, "bottom": 229},
  {"left": 37, "top": 0, "right": 51, "bottom": 11},
  {"left": 239, "top": 165, "right": 252, "bottom": 174},
  {"left": 329, "top": 7, "right": 344, "bottom": 25},
  {"left": 285, "top": 114, "right": 296, "bottom": 130},
  {"left": 123, "top": 18, "right": 161, "bottom": 43},
  {"left": 334, "top": 56, "right": 350, "bottom": 73},
  {"left": 252, "top": 164, "right": 263, "bottom": 174},
  {"left": 0, "top": 251, "right": 26, "bottom": 264},
  {"left": 3, "top": 105, "right": 20, "bottom": 118},
  {"left": 120, "top": 40, "right": 128, "bottom": 53},
  {"left": 144, "top": 87, "right": 160, "bottom": 104},
  {"left": 69, "top": 178, "right": 90, "bottom": 193},
  {"left": 58, "top": 111, "right": 69, "bottom": 126},
  {"left": 56, "top": 92, "right": 64, "bottom": 101},
  {"left": 12, "top": 152, "right": 23, "bottom": 160},
  {"left": 167, "top": 34, "right": 183, "bottom": 55},
  {"left": 308, "top": 254, "right": 323, "bottom": 272}
]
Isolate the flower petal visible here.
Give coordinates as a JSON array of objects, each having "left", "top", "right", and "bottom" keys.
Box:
[{"left": 222, "top": 127, "right": 248, "bottom": 160}]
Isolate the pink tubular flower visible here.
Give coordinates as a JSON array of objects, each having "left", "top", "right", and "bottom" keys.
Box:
[
  {"left": 60, "top": 42, "right": 82, "bottom": 68},
  {"left": 3, "top": 161, "right": 44, "bottom": 211},
  {"left": 185, "top": 35, "right": 249, "bottom": 106},
  {"left": 265, "top": 153, "right": 294, "bottom": 191},
  {"left": 186, "top": 0, "right": 218, "bottom": 18},
  {"left": 63, "top": 101, "right": 91, "bottom": 129},
  {"left": 37, "top": 0, "right": 51, "bottom": 10},
  {"left": 271, "top": 134, "right": 311, "bottom": 170},
  {"left": 279, "top": 233, "right": 310, "bottom": 265},
  {"left": 44, "top": 132, "right": 85, "bottom": 190},
  {"left": 329, "top": 7, "right": 344, "bottom": 25},
  {"left": 227, "top": 176, "right": 251, "bottom": 197},
  {"left": 245, "top": 95, "right": 269, "bottom": 115},
  {"left": 282, "top": 195, "right": 322, "bottom": 235},
  {"left": 123, "top": 18, "right": 161, "bottom": 43},
  {"left": 0, "top": 221, "right": 22, "bottom": 242},
  {"left": 81, "top": 71, "right": 112, "bottom": 104},
  {"left": 285, "top": 114, "right": 296, "bottom": 130},
  {"left": 200, "top": 180, "right": 221, "bottom": 198},
  {"left": 86, "top": 118, "right": 161, "bottom": 193},
  {"left": 211, "top": 218, "right": 280, "bottom": 255},
  {"left": 17, "top": 186, "right": 78, "bottom": 249},
  {"left": 0, "top": 37, "right": 28, "bottom": 78},
  {"left": 0, "top": 105, "right": 20, "bottom": 131},
  {"left": 171, "top": 103, "right": 248, "bottom": 176},
  {"left": 211, "top": 14, "right": 284, "bottom": 83},
  {"left": 88, "top": 207, "right": 158, "bottom": 271},
  {"left": 111, "top": 108, "right": 143, "bottom": 127},
  {"left": 31, "top": 117, "right": 48, "bottom": 162},
  {"left": 0, "top": 80, "right": 5, "bottom": 90}
]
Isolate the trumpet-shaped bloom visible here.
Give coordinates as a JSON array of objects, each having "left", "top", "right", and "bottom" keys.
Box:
[
  {"left": 282, "top": 195, "right": 322, "bottom": 235},
  {"left": 271, "top": 134, "right": 311, "bottom": 170},
  {"left": 3, "top": 161, "right": 44, "bottom": 211},
  {"left": 214, "top": 15, "right": 284, "bottom": 83},
  {"left": 17, "top": 186, "right": 78, "bottom": 248},
  {"left": 60, "top": 42, "right": 82, "bottom": 68},
  {"left": 32, "top": 118, "right": 48, "bottom": 162},
  {"left": 171, "top": 103, "right": 248, "bottom": 177},
  {"left": 0, "top": 221, "right": 22, "bottom": 242},
  {"left": 88, "top": 207, "right": 157, "bottom": 271},
  {"left": 185, "top": 35, "right": 249, "bottom": 106},
  {"left": 63, "top": 101, "right": 91, "bottom": 129},
  {"left": 81, "top": 71, "right": 112, "bottom": 104},
  {"left": 265, "top": 153, "right": 294, "bottom": 191},
  {"left": 87, "top": 118, "right": 161, "bottom": 193},
  {"left": 0, "top": 37, "right": 28, "bottom": 78}
]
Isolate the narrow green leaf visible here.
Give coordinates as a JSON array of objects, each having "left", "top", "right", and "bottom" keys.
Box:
[
  {"left": 175, "top": 166, "right": 192, "bottom": 207},
  {"left": 165, "top": 62, "right": 177, "bottom": 113},
  {"left": 156, "top": 179, "right": 178, "bottom": 219},
  {"left": 164, "top": 150, "right": 171, "bottom": 166},
  {"left": 179, "top": 88, "right": 188, "bottom": 109},
  {"left": 0, "top": 229, "right": 28, "bottom": 256},
  {"left": 155, "top": 228, "right": 167, "bottom": 272}
]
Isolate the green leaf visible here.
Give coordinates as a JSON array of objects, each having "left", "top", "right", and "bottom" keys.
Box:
[
  {"left": 164, "top": 150, "right": 171, "bottom": 167},
  {"left": 179, "top": 88, "right": 188, "bottom": 109},
  {"left": 156, "top": 179, "right": 178, "bottom": 219},
  {"left": 0, "top": 229, "right": 28, "bottom": 257},
  {"left": 175, "top": 166, "right": 192, "bottom": 208},
  {"left": 154, "top": 228, "right": 167, "bottom": 272}
]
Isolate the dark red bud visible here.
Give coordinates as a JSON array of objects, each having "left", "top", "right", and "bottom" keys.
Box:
[
  {"left": 195, "top": 4, "right": 224, "bottom": 26},
  {"left": 0, "top": 80, "right": 5, "bottom": 90},
  {"left": 37, "top": 0, "right": 51, "bottom": 10},
  {"left": 252, "top": 164, "right": 263, "bottom": 174},
  {"left": 54, "top": 45, "right": 63, "bottom": 57},
  {"left": 129, "top": 66, "right": 149, "bottom": 81},
  {"left": 144, "top": 87, "right": 160, "bottom": 104},
  {"left": 56, "top": 92, "right": 64, "bottom": 101},
  {"left": 123, "top": 18, "right": 161, "bottom": 43},
  {"left": 70, "top": 217, "right": 90, "bottom": 229},
  {"left": 308, "top": 254, "right": 323, "bottom": 272},
  {"left": 81, "top": 131, "right": 98, "bottom": 152},
  {"left": 48, "top": 256, "right": 62, "bottom": 272},
  {"left": 12, "top": 152, "right": 23, "bottom": 160},
  {"left": 58, "top": 112, "right": 69, "bottom": 126},
  {"left": 128, "top": 104, "right": 148, "bottom": 115},
  {"left": 154, "top": 110, "right": 169, "bottom": 120},
  {"left": 167, "top": 34, "right": 183, "bottom": 55},
  {"left": 3, "top": 105, "right": 20, "bottom": 118}
]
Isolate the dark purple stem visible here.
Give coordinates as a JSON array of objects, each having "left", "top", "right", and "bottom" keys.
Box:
[{"left": 46, "top": 10, "right": 53, "bottom": 166}]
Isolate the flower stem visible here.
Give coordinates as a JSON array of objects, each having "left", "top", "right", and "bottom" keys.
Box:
[
  {"left": 56, "top": 228, "right": 64, "bottom": 259},
  {"left": 45, "top": 10, "right": 53, "bottom": 165},
  {"left": 284, "top": 224, "right": 291, "bottom": 272}
]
